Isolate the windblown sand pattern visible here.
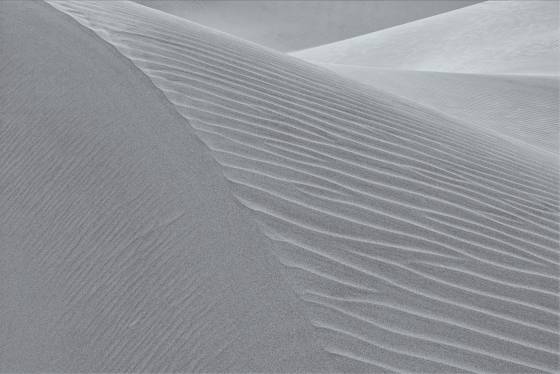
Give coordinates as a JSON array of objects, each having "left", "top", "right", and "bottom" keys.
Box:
[
  {"left": 43, "top": 1, "right": 560, "bottom": 372},
  {"left": 2, "top": 0, "right": 558, "bottom": 372}
]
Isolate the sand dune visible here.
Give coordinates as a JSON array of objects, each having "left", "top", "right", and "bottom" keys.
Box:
[
  {"left": 293, "top": 1, "right": 559, "bottom": 75},
  {"left": 133, "top": 0, "right": 480, "bottom": 52},
  {"left": 313, "top": 65, "right": 559, "bottom": 153},
  {"left": 2, "top": 0, "right": 559, "bottom": 372}
]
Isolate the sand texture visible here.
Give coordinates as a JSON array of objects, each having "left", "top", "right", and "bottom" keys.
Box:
[{"left": 1, "top": 0, "right": 558, "bottom": 372}]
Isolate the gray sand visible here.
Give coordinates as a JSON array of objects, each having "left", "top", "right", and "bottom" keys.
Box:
[
  {"left": 1, "top": 1, "right": 332, "bottom": 371},
  {"left": 2, "top": 0, "right": 559, "bottom": 372}
]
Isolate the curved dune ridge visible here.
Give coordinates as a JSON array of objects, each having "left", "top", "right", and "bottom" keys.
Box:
[
  {"left": 44, "top": 1, "right": 560, "bottom": 373},
  {"left": 292, "top": 1, "right": 560, "bottom": 75},
  {"left": 3, "top": 0, "right": 558, "bottom": 372},
  {"left": 311, "top": 65, "right": 559, "bottom": 153}
]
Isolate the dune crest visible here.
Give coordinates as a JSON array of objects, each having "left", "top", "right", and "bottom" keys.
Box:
[{"left": 133, "top": 0, "right": 480, "bottom": 53}]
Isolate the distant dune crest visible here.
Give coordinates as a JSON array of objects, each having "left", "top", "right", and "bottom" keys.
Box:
[{"left": 293, "top": 1, "right": 559, "bottom": 75}]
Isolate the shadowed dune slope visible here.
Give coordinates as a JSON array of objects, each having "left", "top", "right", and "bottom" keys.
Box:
[
  {"left": 45, "top": 1, "right": 560, "bottom": 373},
  {"left": 1, "top": 1, "right": 335, "bottom": 372},
  {"left": 292, "top": 1, "right": 559, "bottom": 75},
  {"left": 314, "top": 65, "right": 559, "bottom": 153}
]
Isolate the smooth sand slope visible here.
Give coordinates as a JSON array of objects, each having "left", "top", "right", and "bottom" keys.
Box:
[
  {"left": 133, "top": 0, "right": 480, "bottom": 52},
  {"left": 1, "top": 1, "right": 333, "bottom": 372},
  {"left": 293, "top": 1, "right": 559, "bottom": 75},
  {"left": 3, "top": 0, "right": 559, "bottom": 372},
  {"left": 314, "top": 65, "right": 559, "bottom": 153}
]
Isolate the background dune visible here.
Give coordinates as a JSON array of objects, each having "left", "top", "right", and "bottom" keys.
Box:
[
  {"left": 293, "top": 1, "right": 559, "bottom": 75},
  {"left": 2, "top": 0, "right": 559, "bottom": 373},
  {"left": 293, "top": 1, "right": 559, "bottom": 155},
  {"left": 134, "top": 0, "right": 480, "bottom": 52}
]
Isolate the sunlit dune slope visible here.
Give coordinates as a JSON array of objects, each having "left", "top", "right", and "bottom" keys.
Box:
[{"left": 293, "top": 1, "right": 559, "bottom": 75}]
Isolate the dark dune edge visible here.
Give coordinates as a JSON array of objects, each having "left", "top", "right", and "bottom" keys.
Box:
[
  {"left": 3, "top": 0, "right": 559, "bottom": 372},
  {"left": 1, "top": 1, "right": 336, "bottom": 372}
]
